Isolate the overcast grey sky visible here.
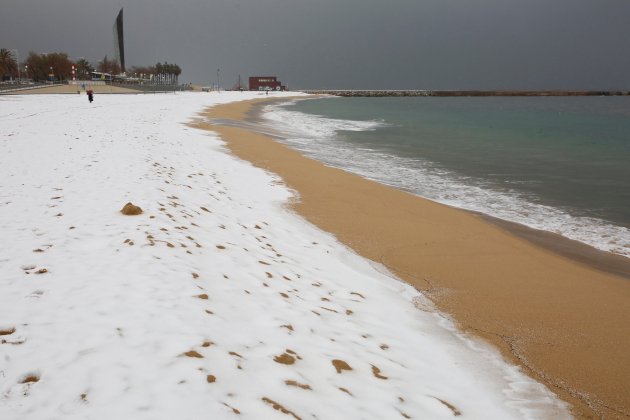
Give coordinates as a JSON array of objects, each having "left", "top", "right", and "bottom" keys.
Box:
[{"left": 1, "top": 0, "right": 629, "bottom": 89}]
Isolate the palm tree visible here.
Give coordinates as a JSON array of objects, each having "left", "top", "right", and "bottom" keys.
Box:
[
  {"left": 172, "top": 64, "right": 182, "bottom": 85},
  {"left": 0, "top": 48, "right": 18, "bottom": 80}
]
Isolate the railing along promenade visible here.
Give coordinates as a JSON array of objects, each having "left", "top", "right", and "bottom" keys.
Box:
[
  {"left": 0, "top": 81, "right": 191, "bottom": 95},
  {"left": 110, "top": 82, "right": 189, "bottom": 93}
]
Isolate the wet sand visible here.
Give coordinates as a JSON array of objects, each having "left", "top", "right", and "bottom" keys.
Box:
[{"left": 195, "top": 97, "right": 630, "bottom": 419}]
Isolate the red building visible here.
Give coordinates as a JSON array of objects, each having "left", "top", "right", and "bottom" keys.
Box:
[{"left": 249, "top": 76, "right": 286, "bottom": 91}]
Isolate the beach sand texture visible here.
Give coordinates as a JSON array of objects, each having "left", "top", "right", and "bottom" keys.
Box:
[{"left": 201, "top": 98, "right": 630, "bottom": 419}]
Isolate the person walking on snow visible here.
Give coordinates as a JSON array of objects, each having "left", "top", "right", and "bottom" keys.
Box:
[{"left": 87, "top": 89, "right": 94, "bottom": 103}]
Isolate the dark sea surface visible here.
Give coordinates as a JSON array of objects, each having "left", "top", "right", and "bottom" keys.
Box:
[{"left": 262, "top": 97, "right": 630, "bottom": 257}]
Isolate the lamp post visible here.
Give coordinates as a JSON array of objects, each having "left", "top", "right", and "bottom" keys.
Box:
[
  {"left": 24, "top": 65, "right": 28, "bottom": 81},
  {"left": 217, "top": 68, "right": 220, "bottom": 92}
]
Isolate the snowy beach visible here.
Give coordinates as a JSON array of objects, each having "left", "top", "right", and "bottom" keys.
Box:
[{"left": 0, "top": 93, "right": 568, "bottom": 419}]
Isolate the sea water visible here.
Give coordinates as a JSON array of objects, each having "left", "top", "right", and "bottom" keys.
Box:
[{"left": 262, "top": 96, "right": 630, "bottom": 257}]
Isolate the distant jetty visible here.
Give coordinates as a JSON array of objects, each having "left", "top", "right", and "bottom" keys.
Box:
[{"left": 301, "top": 90, "right": 630, "bottom": 97}]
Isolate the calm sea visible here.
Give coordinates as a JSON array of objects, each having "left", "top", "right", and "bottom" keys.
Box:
[{"left": 262, "top": 97, "right": 630, "bottom": 257}]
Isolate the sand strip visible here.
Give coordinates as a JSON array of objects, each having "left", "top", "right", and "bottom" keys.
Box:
[{"left": 196, "top": 97, "right": 630, "bottom": 419}]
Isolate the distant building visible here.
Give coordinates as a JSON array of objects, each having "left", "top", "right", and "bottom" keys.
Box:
[
  {"left": 249, "top": 76, "right": 286, "bottom": 91},
  {"left": 91, "top": 71, "right": 113, "bottom": 82}
]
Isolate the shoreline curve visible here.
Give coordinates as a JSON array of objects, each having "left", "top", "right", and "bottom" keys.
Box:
[{"left": 195, "top": 96, "right": 630, "bottom": 419}]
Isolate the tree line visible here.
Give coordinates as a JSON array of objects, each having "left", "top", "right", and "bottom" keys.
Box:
[
  {"left": 0, "top": 49, "right": 19, "bottom": 79},
  {"left": 129, "top": 62, "right": 182, "bottom": 84},
  {"left": 0, "top": 48, "right": 182, "bottom": 84}
]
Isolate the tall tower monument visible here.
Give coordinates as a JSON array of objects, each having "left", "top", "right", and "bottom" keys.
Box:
[{"left": 113, "top": 8, "right": 125, "bottom": 73}]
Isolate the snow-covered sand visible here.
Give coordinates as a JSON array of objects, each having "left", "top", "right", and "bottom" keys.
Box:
[{"left": 0, "top": 93, "right": 569, "bottom": 419}]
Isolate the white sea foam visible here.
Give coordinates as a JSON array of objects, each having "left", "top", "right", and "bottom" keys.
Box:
[
  {"left": 263, "top": 101, "right": 630, "bottom": 258},
  {"left": 264, "top": 99, "right": 384, "bottom": 140}
]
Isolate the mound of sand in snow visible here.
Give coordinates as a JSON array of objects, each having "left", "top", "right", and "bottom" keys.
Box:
[{"left": 121, "top": 202, "right": 143, "bottom": 216}]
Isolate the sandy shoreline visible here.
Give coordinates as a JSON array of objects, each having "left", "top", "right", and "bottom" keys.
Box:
[
  {"left": 245, "top": 99, "right": 630, "bottom": 281},
  {"left": 197, "top": 97, "right": 630, "bottom": 419}
]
